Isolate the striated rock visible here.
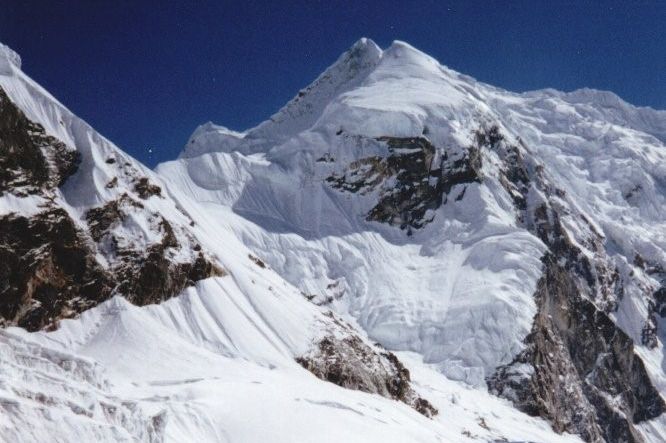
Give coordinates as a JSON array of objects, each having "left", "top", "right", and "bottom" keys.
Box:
[
  {"left": 85, "top": 195, "right": 225, "bottom": 306},
  {"left": 490, "top": 252, "right": 664, "bottom": 442},
  {"left": 248, "top": 254, "right": 267, "bottom": 268},
  {"left": 133, "top": 177, "right": 162, "bottom": 199},
  {"left": 325, "top": 123, "right": 664, "bottom": 440},
  {"left": 0, "top": 200, "right": 225, "bottom": 330},
  {"left": 365, "top": 136, "right": 441, "bottom": 230},
  {"left": 115, "top": 231, "right": 225, "bottom": 307},
  {"left": 652, "top": 287, "right": 666, "bottom": 320},
  {"left": 439, "top": 137, "right": 483, "bottom": 197},
  {"left": 496, "top": 139, "right": 530, "bottom": 213},
  {"left": 638, "top": 257, "right": 666, "bottom": 349},
  {"left": 85, "top": 193, "right": 143, "bottom": 241},
  {"left": 642, "top": 284, "right": 666, "bottom": 349}
]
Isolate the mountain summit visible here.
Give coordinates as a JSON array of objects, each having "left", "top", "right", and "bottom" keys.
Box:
[{"left": 2, "top": 39, "right": 666, "bottom": 442}]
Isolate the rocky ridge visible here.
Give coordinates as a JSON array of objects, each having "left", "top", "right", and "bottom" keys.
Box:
[
  {"left": 476, "top": 127, "right": 665, "bottom": 443},
  {"left": 0, "top": 85, "right": 222, "bottom": 330}
]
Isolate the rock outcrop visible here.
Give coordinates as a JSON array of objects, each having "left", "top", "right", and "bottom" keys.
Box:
[
  {"left": 297, "top": 313, "right": 438, "bottom": 418},
  {"left": 0, "top": 86, "right": 223, "bottom": 331},
  {"left": 640, "top": 261, "right": 666, "bottom": 349},
  {"left": 324, "top": 124, "right": 666, "bottom": 439},
  {"left": 0, "top": 87, "right": 80, "bottom": 196},
  {"left": 0, "top": 209, "right": 112, "bottom": 330},
  {"left": 327, "top": 135, "right": 482, "bottom": 232}
]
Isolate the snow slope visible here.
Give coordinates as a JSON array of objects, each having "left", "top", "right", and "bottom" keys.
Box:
[{"left": 2, "top": 294, "right": 581, "bottom": 443}]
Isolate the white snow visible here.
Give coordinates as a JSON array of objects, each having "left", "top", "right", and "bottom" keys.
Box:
[
  {"left": 2, "top": 290, "right": 582, "bottom": 443},
  {"left": 1, "top": 37, "right": 665, "bottom": 442}
]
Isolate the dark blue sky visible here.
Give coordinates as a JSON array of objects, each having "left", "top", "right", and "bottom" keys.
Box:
[{"left": 1, "top": 1, "right": 664, "bottom": 167}]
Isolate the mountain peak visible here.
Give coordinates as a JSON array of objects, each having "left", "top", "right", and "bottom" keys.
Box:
[
  {"left": 4, "top": 32, "right": 666, "bottom": 443},
  {"left": 349, "top": 37, "right": 382, "bottom": 55},
  {"left": 378, "top": 40, "right": 445, "bottom": 77},
  {"left": 242, "top": 38, "right": 382, "bottom": 145},
  {"left": 183, "top": 39, "right": 470, "bottom": 156},
  {"left": 385, "top": 39, "right": 423, "bottom": 54}
]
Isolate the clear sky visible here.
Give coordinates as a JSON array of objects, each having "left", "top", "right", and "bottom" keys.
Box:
[{"left": 1, "top": 1, "right": 664, "bottom": 167}]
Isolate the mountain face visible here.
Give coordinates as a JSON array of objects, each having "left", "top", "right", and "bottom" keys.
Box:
[{"left": 1, "top": 39, "right": 666, "bottom": 442}]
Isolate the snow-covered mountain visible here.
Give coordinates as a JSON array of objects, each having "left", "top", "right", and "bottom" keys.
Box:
[{"left": 1, "top": 38, "right": 665, "bottom": 442}]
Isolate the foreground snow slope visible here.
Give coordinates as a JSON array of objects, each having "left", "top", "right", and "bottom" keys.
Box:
[{"left": 2, "top": 291, "right": 581, "bottom": 443}]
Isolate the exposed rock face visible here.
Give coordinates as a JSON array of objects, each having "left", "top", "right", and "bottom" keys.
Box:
[
  {"left": 364, "top": 136, "right": 440, "bottom": 230},
  {"left": 0, "top": 209, "right": 112, "bottom": 330},
  {"left": 297, "top": 313, "right": 437, "bottom": 418},
  {"left": 133, "top": 177, "right": 162, "bottom": 199},
  {"left": 84, "top": 193, "right": 225, "bottom": 307},
  {"left": 494, "top": 137, "right": 530, "bottom": 214},
  {"left": 324, "top": 124, "right": 665, "bottom": 438},
  {"left": 489, "top": 253, "right": 664, "bottom": 442},
  {"left": 327, "top": 135, "right": 481, "bottom": 232},
  {"left": 0, "top": 86, "right": 109, "bottom": 330},
  {"left": 640, "top": 260, "right": 666, "bottom": 349},
  {"left": 115, "top": 233, "right": 225, "bottom": 306},
  {"left": 0, "top": 86, "right": 224, "bottom": 330},
  {"left": 653, "top": 286, "right": 666, "bottom": 318},
  {"left": 85, "top": 193, "right": 143, "bottom": 242},
  {"left": 0, "top": 87, "right": 80, "bottom": 196},
  {"left": 487, "top": 128, "right": 665, "bottom": 442}
]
